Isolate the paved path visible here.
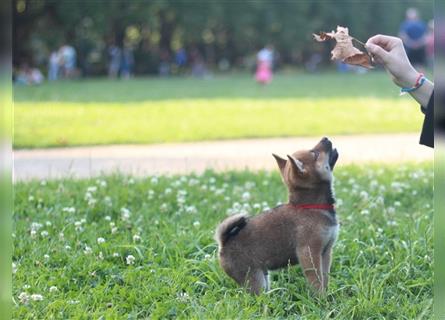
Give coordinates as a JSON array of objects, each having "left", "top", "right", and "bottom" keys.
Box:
[{"left": 14, "top": 133, "right": 433, "bottom": 181}]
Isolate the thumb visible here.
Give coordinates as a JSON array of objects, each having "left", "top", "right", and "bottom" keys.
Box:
[{"left": 365, "top": 43, "right": 389, "bottom": 62}]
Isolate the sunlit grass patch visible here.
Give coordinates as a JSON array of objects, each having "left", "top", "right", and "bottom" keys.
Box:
[{"left": 14, "top": 97, "right": 420, "bottom": 148}]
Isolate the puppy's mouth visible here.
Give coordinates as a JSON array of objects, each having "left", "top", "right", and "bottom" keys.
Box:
[{"left": 329, "top": 148, "right": 339, "bottom": 170}]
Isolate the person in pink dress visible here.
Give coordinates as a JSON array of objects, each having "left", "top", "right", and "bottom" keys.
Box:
[{"left": 255, "top": 45, "right": 273, "bottom": 84}]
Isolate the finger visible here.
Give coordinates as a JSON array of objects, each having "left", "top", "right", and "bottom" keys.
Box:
[
  {"left": 366, "top": 34, "right": 401, "bottom": 50},
  {"left": 365, "top": 43, "right": 389, "bottom": 63}
]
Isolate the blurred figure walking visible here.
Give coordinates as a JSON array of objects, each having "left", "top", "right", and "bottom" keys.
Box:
[
  {"left": 48, "top": 49, "right": 60, "bottom": 81},
  {"left": 59, "top": 43, "right": 77, "bottom": 78},
  {"left": 399, "top": 8, "right": 427, "bottom": 67},
  {"left": 108, "top": 43, "right": 122, "bottom": 78},
  {"left": 255, "top": 45, "right": 273, "bottom": 85},
  {"left": 121, "top": 45, "right": 134, "bottom": 79}
]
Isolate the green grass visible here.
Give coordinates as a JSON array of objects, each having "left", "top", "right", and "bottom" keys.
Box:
[
  {"left": 14, "top": 72, "right": 422, "bottom": 148},
  {"left": 13, "top": 163, "right": 433, "bottom": 319}
]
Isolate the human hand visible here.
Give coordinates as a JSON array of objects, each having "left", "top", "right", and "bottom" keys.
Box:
[{"left": 365, "top": 34, "right": 419, "bottom": 88}]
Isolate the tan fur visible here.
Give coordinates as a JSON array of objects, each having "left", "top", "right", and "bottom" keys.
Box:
[{"left": 215, "top": 137, "right": 339, "bottom": 295}]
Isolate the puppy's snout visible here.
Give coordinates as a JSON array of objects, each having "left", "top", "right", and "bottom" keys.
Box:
[{"left": 317, "top": 137, "right": 332, "bottom": 152}]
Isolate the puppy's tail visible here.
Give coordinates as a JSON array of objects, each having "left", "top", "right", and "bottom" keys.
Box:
[{"left": 215, "top": 213, "right": 248, "bottom": 247}]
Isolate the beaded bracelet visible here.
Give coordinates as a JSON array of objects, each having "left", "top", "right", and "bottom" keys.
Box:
[{"left": 400, "top": 73, "right": 426, "bottom": 95}]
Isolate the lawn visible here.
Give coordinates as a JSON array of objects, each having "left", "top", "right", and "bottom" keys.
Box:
[
  {"left": 14, "top": 72, "right": 422, "bottom": 148},
  {"left": 13, "top": 163, "right": 433, "bottom": 319}
]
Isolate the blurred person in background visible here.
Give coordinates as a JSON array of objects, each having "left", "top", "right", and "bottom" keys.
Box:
[
  {"left": 15, "top": 63, "right": 44, "bottom": 85},
  {"left": 108, "top": 43, "right": 122, "bottom": 78},
  {"left": 175, "top": 47, "right": 187, "bottom": 74},
  {"left": 59, "top": 43, "right": 77, "bottom": 78},
  {"left": 121, "top": 44, "right": 134, "bottom": 79},
  {"left": 255, "top": 45, "right": 273, "bottom": 85},
  {"left": 48, "top": 48, "right": 60, "bottom": 81},
  {"left": 399, "top": 8, "right": 427, "bottom": 68},
  {"left": 366, "top": 34, "right": 433, "bottom": 148}
]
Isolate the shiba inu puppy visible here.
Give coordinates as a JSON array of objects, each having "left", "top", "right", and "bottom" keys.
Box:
[{"left": 215, "top": 137, "right": 339, "bottom": 295}]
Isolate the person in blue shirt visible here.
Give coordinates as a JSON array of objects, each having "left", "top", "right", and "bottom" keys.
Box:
[{"left": 399, "top": 8, "right": 427, "bottom": 67}]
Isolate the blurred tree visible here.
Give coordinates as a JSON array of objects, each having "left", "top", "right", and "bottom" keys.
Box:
[{"left": 13, "top": 0, "right": 433, "bottom": 76}]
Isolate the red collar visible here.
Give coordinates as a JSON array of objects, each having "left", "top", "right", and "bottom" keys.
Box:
[{"left": 288, "top": 203, "right": 335, "bottom": 211}]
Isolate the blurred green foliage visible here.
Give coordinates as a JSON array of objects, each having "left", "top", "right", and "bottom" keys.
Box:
[{"left": 13, "top": 0, "right": 432, "bottom": 75}]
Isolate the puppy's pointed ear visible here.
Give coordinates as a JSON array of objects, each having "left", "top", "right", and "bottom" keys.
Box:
[
  {"left": 287, "top": 155, "right": 305, "bottom": 175},
  {"left": 272, "top": 154, "right": 287, "bottom": 174}
]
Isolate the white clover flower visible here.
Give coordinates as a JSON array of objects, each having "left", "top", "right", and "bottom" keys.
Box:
[
  {"left": 68, "top": 300, "right": 80, "bottom": 304},
  {"left": 87, "top": 186, "right": 97, "bottom": 193},
  {"left": 88, "top": 198, "right": 97, "bottom": 207},
  {"left": 185, "top": 206, "right": 197, "bottom": 214},
  {"left": 360, "top": 209, "right": 370, "bottom": 215},
  {"left": 40, "top": 230, "right": 49, "bottom": 237},
  {"left": 193, "top": 221, "right": 201, "bottom": 227},
  {"left": 104, "top": 196, "right": 112, "bottom": 206},
  {"left": 387, "top": 207, "right": 395, "bottom": 214},
  {"left": 31, "top": 294, "right": 44, "bottom": 301},
  {"left": 99, "top": 180, "right": 107, "bottom": 188},
  {"left": 133, "top": 234, "right": 141, "bottom": 242},
  {"left": 360, "top": 191, "right": 369, "bottom": 200},
  {"left": 177, "top": 196, "right": 186, "bottom": 205},
  {"left": 188, "top": 178, "right": 199, "bottom": 186},
  {"left": 126, "top": 255, "right": 135, "bottom": 265},
  {"left": 150, "top": 176, "right": 159, "bottom": 185},
  {"left": 160, "top": 203, "right": 168, "bottom": 212},
  {"left": 104, "top": 215, "right": 111, "bottom": 221},
  {"left": 113, "top": 252, "right": 120, "bottom": 257},
  {"left": 121, "top": 207, "right": 131, "bottom": 221},
  {"left": 148, "top": 190, "right": 155, "bottom": 199},
  {"left": 28, "top": 195, "right": 35, "bottom": 201},
  {"left": 81, "top": 218, "right": 86, "bottom": 224},
  {"left": 65, "top": 245, "right": 71, "bottom": 250},
  {"left": 30, "top": 229, "right": 37, "bottom": 238},
  {"left": 62, "top": 207, "right": 76, "bottom": 214},
  {"left": 242, "top": 192, "right": 251, "bottom": 201},
  {"left": 97, "top": 237, "right": 106, "bottom": 244},
  {"left": 84, "top": 246, "right": 92, "bottom": 255},
  {"left": 18, "top": 292, "right": 29, "bottom": 304},
  {"left": 49, "top": 286, "right": 58, "bottom": 293},
  {"left": 111, "top": 227, "right": 118, "bottom": 234},
  {"left": 45, "top": 221, "right": 52, "bottom": 227},
  {"left": 394, "top": 201, "right": 401, "bottom": 207},
  {"left": 43, "top": 254, "right": 50, "bottom": 260},
  {"left": 31, "top": 222, "right": 43, "bottom": 231},
  {"left": 177, "top": 291, "right": 189, "bottom": 301}
]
